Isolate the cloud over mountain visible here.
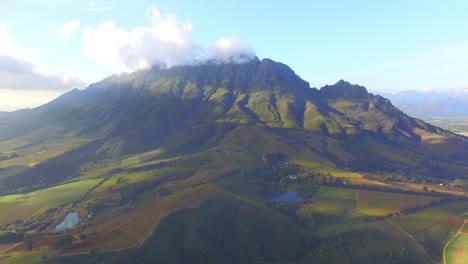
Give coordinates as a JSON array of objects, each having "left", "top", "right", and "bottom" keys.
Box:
[{"left": 82, "top": 5, "right": 255, "bottom": 73}]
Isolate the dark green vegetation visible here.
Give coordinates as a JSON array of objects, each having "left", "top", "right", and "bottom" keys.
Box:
[{"left": 0, "top": 58, "right": 467, "bottom": 263}]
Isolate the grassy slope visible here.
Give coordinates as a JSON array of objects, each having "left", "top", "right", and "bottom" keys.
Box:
[{"left": 446, "top": 234, "right": 468, "bottom": 264}]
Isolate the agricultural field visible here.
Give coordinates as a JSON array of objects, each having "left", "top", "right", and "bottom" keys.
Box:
[
  {"left": 303, "top": 186, "right": 467, "bottom": 263},
  {"left": 445, "top": 233, "right": 468, "bottom": 264},
  {"left": 120, "top": 156, "right": 141, "bottom": 167},
  {"left": 0, "top": 124, "right": 465, "bottom": 264},
  {"left": 0, "top": 179, "right": 100, "bottom": 224},
  {"left": 291, "top": 149, "right": 331, "bottom": 168},
  {"left": 55, "top": 185, "right": 219, "bottom": 256},
  {"left": 308, "top": 186, "right": 357, "bottom": 213},
  {"left": 307, "top": 186, "right": 442, "bottom": 217},
  {"left": 392, "top": 208, "right": 463, "bottom": 261},
  {"left": 227, "top": 151, "right": 263, "bottom": 171},
  {"left": 0, "top": 137, "right": 92, "bottom": 168},
  {"left": 356, "top": 190, "right": 441, "bottom": 216},
  {"left": 0, "top": 248, "right": 49, "bottom": 264},
  {"left": 434, "top": 201, "right": 468, "bottom": 219}
]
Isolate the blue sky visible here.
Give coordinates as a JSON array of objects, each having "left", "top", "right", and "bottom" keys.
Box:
[{"left": 1, "top": 0, "right": 468, "bottom": 110}]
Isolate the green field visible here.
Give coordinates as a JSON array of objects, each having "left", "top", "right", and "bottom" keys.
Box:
[
  {"left": 357, "top": 189, "right": 440, "bottom": 216},
  {"left": 121, "top": 156, "right": 141, "bottom": 167},
  {"left": 314, "top": 186, "right": 357, "bottom": 200},
  {"left": 0, "top": 248, "right": 49, "bottom": 264},
  {"left": 0, "top": 137, "right": 92, "bottom": 168},
  {"left": 309, "top": 186, "right": 356, "bottom": 212},
  {"left": 393, "top": 208, "right": 463, "bottom": 261},
  {"left": 0, "top": 179, "right": 100, "bottom": 223},
  {"left": 446, "top": 234, "right": 468, "bottom": 264},
  {"left": 393, "top": 209, "right": 460, "bottom": 234},
  {"left": 434, "top": 201, "right": 468, "bottom": 219}
]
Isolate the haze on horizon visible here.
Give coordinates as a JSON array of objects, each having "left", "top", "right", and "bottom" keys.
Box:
[{"left": 1, "top": 0, "right": 468, "bottom": 111}]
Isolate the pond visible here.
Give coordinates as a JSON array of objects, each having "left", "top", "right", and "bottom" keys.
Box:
[
  {"left": 271, "top": 191, "right": 303, "bottom": 202},
  {"left": 54, "top": 212, "right": 79, "bottom": 231}
]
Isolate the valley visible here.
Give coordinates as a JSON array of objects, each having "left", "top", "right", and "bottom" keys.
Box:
[{"left": 425, "top": 118, "right": 468, "bottom": 137}]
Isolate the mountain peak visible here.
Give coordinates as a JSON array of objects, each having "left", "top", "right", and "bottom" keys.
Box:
[{"left": 320, "top": 80, "right": 368, "bottom": 99}]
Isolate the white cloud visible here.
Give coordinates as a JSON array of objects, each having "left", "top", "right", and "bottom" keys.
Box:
[
  {"left": 83, "top": 5, "right": 255, "bottom": 73},
  {"left": 0, "top": 24, "right": 31, "bottom": 61},
  {"left": 209, "top": 35, "right": 255, "bottom": 64},
  {"left": 84, "top": 1, "right": 115, "bottom": 12},
  {"left": 0, "top": 24, "right": 86, "bottom": 92},
  {"left": 49, "top": 19, "right": 80, "bottom": 40}
]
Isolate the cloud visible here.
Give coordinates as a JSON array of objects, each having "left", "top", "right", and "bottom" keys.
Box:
[
  {"left": 209, "top": 35, "right": 255, "bottom": 64},
  {"left": 83, "top": 5, "right": 255, "bottom": 73},
  {"left": 0, "top": 24, "right": 86, "bottom": 92},
  {"left": 0, "top": 24, "right": 31, "bottom": 61},
  {"left": 49, "top": 19, "right": 80, "bottom": 40},
  {"left": 84, "top": 1, "right": 115, "bottom": 12}
]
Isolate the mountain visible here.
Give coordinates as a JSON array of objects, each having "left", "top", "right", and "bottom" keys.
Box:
[
  {"left": 0, "top": 58, "right": 467, "bottom": 264},
  {"left": 381, "top": 90, "right": 468, "bottom": 119},
  {"left": 0, "top": 57, "right": 467, "bottom": 193}
]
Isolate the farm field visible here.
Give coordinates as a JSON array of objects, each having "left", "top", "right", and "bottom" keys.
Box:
[
  {"left": 392, "top": 208, "right": 463, "bottom": 261},
  {"left": 306, "top": 187, "right": 466, "bottom": 263},
  {"left": 0, "top": 125, "right": 465, "bottom": 264},
  {"left": 0, "top": 137, "right": 92, "bottom": 168},
  {"left": 55, "top": 185, "right": 220, "bottom": 256},
  {"left": 0, "top": 248, "right": 49, "bottom": 264},
  {"left": 356, "top": 189, "right": 441, "bottom": 216},
  {"left": 393, "top": 209, "right": 461, "bottom": 235},
  {"left": 445, "top": 234, "right": 468, "bottom": 264},
  {"left": 0, "top": 179, "right": 100, "bottom": 224},
  {"left": 120, "top": 156, "right": 141, "bottom": 167},
  {"left": 308, "top": 186, "right": 442, "bottom": 217},
  {"left": 309, "top": 186, "right": 356, "bottom": 213}
]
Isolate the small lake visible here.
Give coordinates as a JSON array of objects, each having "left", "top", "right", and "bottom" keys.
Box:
[
  {"left": 271, "top": 191, "right": 303, "bottom": 202},
  {"left": 54, "top": 212, "right": 79, "bottom": 231}
]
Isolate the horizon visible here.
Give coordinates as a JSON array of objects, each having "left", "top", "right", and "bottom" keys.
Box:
[{"left": 2, "top": 0, "right": 468, "bottom": 110}]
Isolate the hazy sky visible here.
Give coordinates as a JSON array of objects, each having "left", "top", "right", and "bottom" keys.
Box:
[{"left": 1, "top": 0, "right": 468, "bottom": 110}]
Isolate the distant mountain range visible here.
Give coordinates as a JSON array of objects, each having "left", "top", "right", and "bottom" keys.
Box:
[{"left": 380, "top": 90, "right": 468, "bottom": 119}]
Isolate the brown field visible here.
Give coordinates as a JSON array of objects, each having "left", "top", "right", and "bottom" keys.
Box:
[
  {"left": 0, "top": 203, "right": 45, "bottom": 223},
  {"left": 119, "top": 201, "right": 177, "bottom": 238},
  {"left": 60, "top": 185, "right": 219, "bottom": 255},
  {"left": 169, "top": 169, "right": 235, "bottom": 192},
  {"left": 6, "top": 236, "right": 60, "bottom": 253},
  {"left": 60, "top": 229, "right": 139, "bottom": 254},
  {"left": 167, "top": 185, "right": 219, "bottom": 207},
  {"left": 0, "top": 202, "right": 23, "bottom": 217}
]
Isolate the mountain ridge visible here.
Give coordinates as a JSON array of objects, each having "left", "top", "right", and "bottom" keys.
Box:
[{"left": 0, "top": 58, "right": 467, "bottom": 193}]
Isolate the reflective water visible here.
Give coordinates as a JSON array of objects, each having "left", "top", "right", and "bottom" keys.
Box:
[{"left": 54, "top": 212, "right": 79, "bottom": 231}]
